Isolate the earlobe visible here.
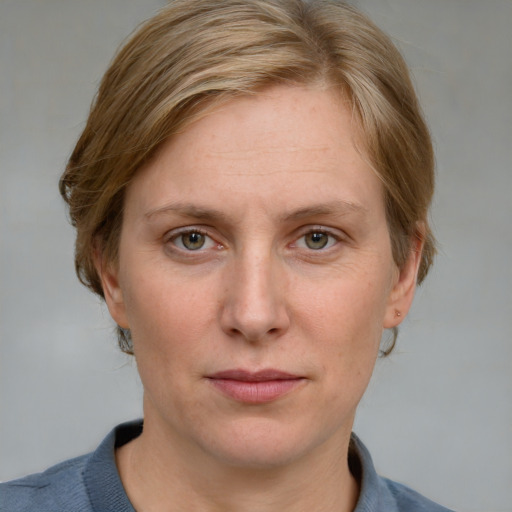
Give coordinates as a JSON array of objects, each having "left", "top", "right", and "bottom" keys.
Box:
[
  {"left": 93, "top": 248, "right": 130, "bottom": 329},
  {"left": 383, "top": 232, "right": 424, "bottom": 329}
]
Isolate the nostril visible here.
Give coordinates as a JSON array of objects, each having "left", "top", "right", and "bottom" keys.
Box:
[{"left": 219, "top": 273, "right": 290, "bottom": 342}]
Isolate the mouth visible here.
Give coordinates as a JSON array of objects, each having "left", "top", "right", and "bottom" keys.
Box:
[{"left": 206, "top": 369, "right": 306, "bottom": 404}]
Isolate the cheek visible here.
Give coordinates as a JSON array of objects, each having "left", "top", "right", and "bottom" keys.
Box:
[
  {"left": 299, "top": 271, "right": 389, "bottom": 341},
  {"left": 122, "top": 269, "right": 218, "bottom": 369},
  {"left": 298, "top": 273, "right": 388, "bottom": 388}
]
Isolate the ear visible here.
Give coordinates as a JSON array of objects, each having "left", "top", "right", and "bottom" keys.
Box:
[
  {"left": 93, "top": 246, "right": 130, "bottom": 329},
  {"left": 383, "top": 230, "right": 424, "bottom": 329}
]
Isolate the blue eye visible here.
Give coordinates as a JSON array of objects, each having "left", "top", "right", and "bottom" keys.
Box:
[{"left": 172, "top": 231, "right": 216, "bottom": 251}]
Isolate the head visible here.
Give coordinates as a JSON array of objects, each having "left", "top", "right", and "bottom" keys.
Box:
[{"left": 60, "top": 0, "right": 435, "bottom": 355}]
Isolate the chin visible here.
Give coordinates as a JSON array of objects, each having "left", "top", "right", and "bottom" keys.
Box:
[
  {"left": 209, "top": 441, "right": 306, "bottom": 470},
  {"left": 195, "top": 416, "right": 336, "bottom": 470}
]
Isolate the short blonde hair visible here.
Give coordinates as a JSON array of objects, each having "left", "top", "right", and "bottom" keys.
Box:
[{"left": 60, "top": 0, "right": 435, "bottom": 353}]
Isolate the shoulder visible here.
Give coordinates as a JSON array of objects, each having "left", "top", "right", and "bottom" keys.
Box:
[
  {"left": 0, "top": 454, "right": 93, "bottom": 512},
  {"left": 350, "top": 433, "right": 454, "bottom": 512},
  {"left": 380, "top": 477, "right": 454, "bottom": 512},
  {"left": 0, "top": 421, "right": 141, "bottom": 512}
]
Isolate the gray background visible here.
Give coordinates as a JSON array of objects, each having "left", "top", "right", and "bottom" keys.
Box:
[{"left": 1, "top": 1, "right": 511, "bottom": 511}]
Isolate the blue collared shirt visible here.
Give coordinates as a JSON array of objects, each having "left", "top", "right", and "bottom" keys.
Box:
[{"left": 0, "top": 420, "right": 454, "bottom": 511}]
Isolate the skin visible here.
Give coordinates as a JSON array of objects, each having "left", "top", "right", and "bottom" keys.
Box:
[{"left": 98, "top": 85, "right": 422, "bottom": 512}]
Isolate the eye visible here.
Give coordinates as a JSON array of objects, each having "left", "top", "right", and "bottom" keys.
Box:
[
  {"left": 171, "top": 230, "right": 217, "bottom": 251},
  {"left": 295, "top": 230, "right": 338, "bottom": 250}
]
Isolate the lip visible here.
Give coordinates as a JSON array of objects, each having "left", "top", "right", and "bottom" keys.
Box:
[{"left": 207, "top": 369, "right": 305, "bottom": 404}]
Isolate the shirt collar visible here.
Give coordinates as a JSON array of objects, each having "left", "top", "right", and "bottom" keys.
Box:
[{"left": 84, "top": 420, "right": 397, "bottom": 512}]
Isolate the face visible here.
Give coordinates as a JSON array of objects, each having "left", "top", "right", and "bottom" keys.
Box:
[{"left": 101, "top": 85, "right": 420, "bottom": 469}]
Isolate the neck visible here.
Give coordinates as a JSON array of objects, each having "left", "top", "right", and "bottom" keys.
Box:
[{"left": 116, "top": 416, "right": 359, "bottom": 512}]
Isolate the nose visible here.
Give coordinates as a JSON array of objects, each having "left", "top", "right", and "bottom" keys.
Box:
[{"left": 220, "top": 249, "right": 290, "bottom": 343}]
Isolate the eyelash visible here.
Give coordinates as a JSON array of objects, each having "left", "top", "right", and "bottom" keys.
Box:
[
  {"left": 166, "top": 227, "right": 218, "bottom": 252},
  {"left": 292, "top": 228, "right": 341, "bottom": 252},
  {"left": 164, "top": 226, "right": 343, "bottom": 254}
]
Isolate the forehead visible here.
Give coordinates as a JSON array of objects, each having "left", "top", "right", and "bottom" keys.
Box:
[
  {"left": 126, "top": 85, "right": 383, "bottom": 222},
  {"left": 167, "top": 86, "right": 356, "bottom": 167}
]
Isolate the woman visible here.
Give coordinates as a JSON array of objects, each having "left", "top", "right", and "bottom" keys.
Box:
[{"left": 0, "top": 0, "right": 452, "bottom": 510}]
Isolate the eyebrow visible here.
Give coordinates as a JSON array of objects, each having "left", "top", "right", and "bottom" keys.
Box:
[
  {"left": 144, "top": 200, "right": 368, "bottom": 223},
  {"left": 280, "top": 200, "right": 369, "bottom": 222},
  {"left": 145, "top": 202, "right": 230, "bottom": 223}
]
